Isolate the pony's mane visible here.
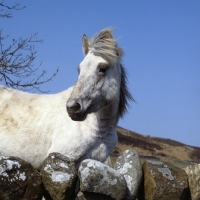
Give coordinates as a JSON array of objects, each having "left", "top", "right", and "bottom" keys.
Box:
[
  {"left": 87, "top": 27, "right": 134, "bottom": 119},
  {"left": 119, "top": 64, "right": 134, "bottom": 119}
]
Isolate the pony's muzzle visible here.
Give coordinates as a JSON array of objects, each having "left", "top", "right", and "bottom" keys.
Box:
[
  {"left": 67, "top": 101, "right": 81, "bottom": 114},
  {"left": 66, "top": 100, "right": 86, "bottom": 121}
]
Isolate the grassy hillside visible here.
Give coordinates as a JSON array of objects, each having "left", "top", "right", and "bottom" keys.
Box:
[{"left": 110, "top": 126, "right": 200, "bottom": 168}]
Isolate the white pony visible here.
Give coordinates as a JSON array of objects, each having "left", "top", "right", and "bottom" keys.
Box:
[{"left": 0, "top": 28, "right": 133, "bottom": 169}]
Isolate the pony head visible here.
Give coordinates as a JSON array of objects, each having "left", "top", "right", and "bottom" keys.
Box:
[{"left": 67, "top": 28, "right": 133, "bottom": 121}]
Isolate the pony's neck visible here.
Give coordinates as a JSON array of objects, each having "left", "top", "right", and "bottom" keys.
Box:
[
  {"left": 87, "top": 99, "right": 119, "bottom": 138},
  {"left": 99, "top": 101, "right": 119, "bottom": 124}
]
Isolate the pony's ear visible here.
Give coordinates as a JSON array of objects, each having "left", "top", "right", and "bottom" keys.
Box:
[
  {"left": 98, "top": 29, "right": 113, "bottom": 40},
  {"left": 82, "top": 34, "right": 89, "bottom": 55}
]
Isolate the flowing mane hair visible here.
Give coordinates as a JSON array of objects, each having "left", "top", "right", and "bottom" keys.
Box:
[{"left": 83, "top": 27, "right": 134, "bottom": 120}]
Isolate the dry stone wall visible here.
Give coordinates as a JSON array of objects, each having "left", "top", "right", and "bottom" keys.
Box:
[{"left": 0, "top": 150, "right": 199, "bottom": 200}]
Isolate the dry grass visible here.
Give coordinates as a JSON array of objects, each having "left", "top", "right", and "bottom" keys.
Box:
[{"left": 110, "top": 126, "right": 200, "bottom": 167}]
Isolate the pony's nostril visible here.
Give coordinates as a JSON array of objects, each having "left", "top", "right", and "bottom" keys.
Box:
[
  {"left": 67, "top": 102, "right": 81, "bottom": 115},
  {"left": 74, "top": 102, "right": 81, "bottom": 113}
]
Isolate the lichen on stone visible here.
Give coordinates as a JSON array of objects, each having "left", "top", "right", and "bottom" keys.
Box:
[
  {"left": 60, "top": 162, "right": 69, "bottom": 169},
  {"left": 51, "top": 171, "right": 71, "bottom": 182},
  {"left": 147, "top": 160, "right": 163, "bottom": 165},
  {"left": 158, "top": 167, "right": 174, "bottom": 180}
]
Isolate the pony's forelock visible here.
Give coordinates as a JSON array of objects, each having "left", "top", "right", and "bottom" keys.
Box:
[{"left": 88, "top": 27, "right": 124, "bottom": 64}]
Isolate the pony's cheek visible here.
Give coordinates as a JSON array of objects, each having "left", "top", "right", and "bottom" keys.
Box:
[{"left": 103, "top": 79, "right": 119, "bottom": 101}]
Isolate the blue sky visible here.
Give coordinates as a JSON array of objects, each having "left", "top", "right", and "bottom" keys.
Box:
[{"left": 1, "top": 1, "right": 200, "bottom": 147}]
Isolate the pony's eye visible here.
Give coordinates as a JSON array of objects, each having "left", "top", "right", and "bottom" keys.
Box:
[{"left": 99, "top": 66, "right": 108, "bottom": 74}]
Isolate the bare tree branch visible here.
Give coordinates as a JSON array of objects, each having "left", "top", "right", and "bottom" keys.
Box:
[
  {"left": 0, "top": 0, "right": 25, "bottom": 18},
  {"left": 0, "top": 2, "right": 59, "bottom": 93},
  {"left": 0, "top": 30, "right": 59, "bottom": 92}
]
